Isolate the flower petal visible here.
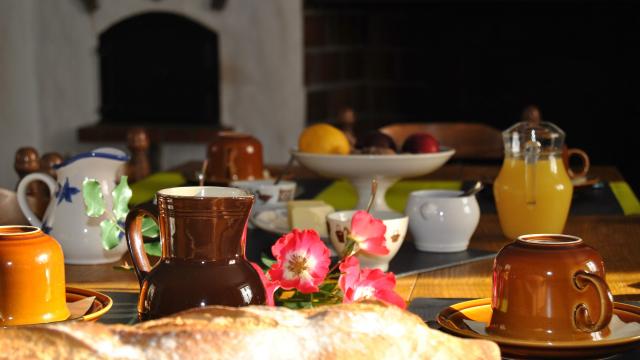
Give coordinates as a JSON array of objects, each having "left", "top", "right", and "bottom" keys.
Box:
[
  {"left": 250, "top": 262, "right": 279, "bottom": 306},
  {"left": 338, "top": 256, "right": 360, "bottom": 295},
  {"left": 373, "top": 289, "right": 407, "bottom": 309},
  {"left": 269, "top": 229, "right": 330, "bottom": 294},
  {"left": 349, "top": 211, "right": 389, "bottom": 255}
]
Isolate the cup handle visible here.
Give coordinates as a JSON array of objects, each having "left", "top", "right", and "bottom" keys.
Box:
[
  {"left": 16, "top": 173, "right": 57, "bottom": 228},
  {"left": 566, "top": 148, "right": 590, "bottom": 178},
  {"left": 573, "top": 270, "right": 614, "bottom": 332},
  {"left": 419, "top": 202, "right": 438, "bottom": 220},
  {"left": 125, "top": 203, "right": 160, "bottom": 285}
]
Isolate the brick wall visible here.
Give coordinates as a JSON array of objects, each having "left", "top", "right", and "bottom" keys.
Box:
[{"left": 303, "top": 1, "right": 640, "bottom": 192}]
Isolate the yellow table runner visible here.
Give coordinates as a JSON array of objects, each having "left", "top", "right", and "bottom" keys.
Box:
[
  {"left": 314, "top": 179, "right": 462, "bottom": 212},
  {"left": 130, "top": 172, "right": 186, "bottom": 205},
  {"left": 609, "top": 181, "right": 640, "bottom": 215}
]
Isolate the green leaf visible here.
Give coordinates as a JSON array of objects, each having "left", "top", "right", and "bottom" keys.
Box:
[
  {"left": 100, "top": 219, "right": 121, "bottom": 250},
  {"left": 261, "top": 253, "right": 276, "bottom": 269},
  {"left": 319, "top": 282, "right": 337, "bottom": 293},
  {"left": 141, "top": 216, "right": 159, "bottom": 238},
  {"left": 112, "top": 176, "right": 132, "bottom": 221},
  {"left": 280, "top": 301, "right": 313, "bottom": 309},
  {"left": 144, "top": 241, "right": 162, "bottom": 257},
  {"left": 82, "top": 179, "right": 105, "bottom": 217}
]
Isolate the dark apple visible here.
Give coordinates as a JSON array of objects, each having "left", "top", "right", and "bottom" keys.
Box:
[
  {"left": 401, "top": 133, "right": 440, "bottom": 153},
  {"left": 356, "top": 131, "right": 397, "bottom": 151}
]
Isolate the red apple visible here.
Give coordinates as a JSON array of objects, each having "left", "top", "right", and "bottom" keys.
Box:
[{"left": 401, "top": 133, "right": 440, "bottom": 153}]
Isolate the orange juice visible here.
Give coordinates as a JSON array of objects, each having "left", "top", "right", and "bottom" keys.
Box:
[{"left": 494, "top": 156, "right": 573, "bottom": 239}]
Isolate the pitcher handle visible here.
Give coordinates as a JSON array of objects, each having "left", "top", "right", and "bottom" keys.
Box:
[
  {"left": 524, "top": 140, "right": 541, "bottom": 205},
  {"left": 16, "top": 173, "right": 57, "bottom": 228},
  {"left": 573, "top": 271, "right": 614, "bottom": 332},
  {"left": 125, "top": 203, "right": 160, "bottom": 285}
]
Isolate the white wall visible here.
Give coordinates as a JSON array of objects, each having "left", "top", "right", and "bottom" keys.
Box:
[
  {"left": 0, "top": 0, "right": 304, "bottom": 189},
  {"left": 0, "top": 0, "right": 42, "bottom": 189}
]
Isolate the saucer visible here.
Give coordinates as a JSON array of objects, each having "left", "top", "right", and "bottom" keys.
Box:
[
  {"left": 251, "top": 207, "right": 331, "bottom": 246},
  {"left": 436, "top": 298, "right": 640, "bottom": 359},
  {"left": 251, "top": 207, "right": 289, "bottom": 236},
  {"left": 66, "top": 287, "right": 113, "bottom": 322}
]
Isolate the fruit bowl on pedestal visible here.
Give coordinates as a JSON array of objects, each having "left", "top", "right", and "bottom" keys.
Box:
[{"left": 292, "top": 148, "right": 455, "bottom": 211}]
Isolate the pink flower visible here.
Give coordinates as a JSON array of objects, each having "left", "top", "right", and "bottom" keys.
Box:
[
  {"left": 268, "top": 229, "right": 331, "bottom": 294},
  {"left": 250, "top": 262, "right": 279, "bottom": 306},
  {"left": 338, "top": 256, "right": 406, "bottom": 309},
  {"left": 349, "top": 210, "right": 389, "bottom": 255}
]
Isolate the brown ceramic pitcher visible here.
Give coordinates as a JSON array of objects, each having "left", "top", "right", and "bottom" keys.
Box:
[
  {"left": 125, "top": 186, "right": 266, "bottom": 320},
  {"left": 488, "top": 234, "right": 613, "bottom": 341}
]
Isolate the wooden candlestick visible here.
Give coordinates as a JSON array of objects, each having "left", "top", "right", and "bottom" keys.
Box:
[
  {"left": 40, "top": 152, "right": 64, "bottom": 179},
  {"left": 337, "top": 107, "right": 357, "bottom": 148},
  {"left": 125, "top": 128, "right": 151, "bottom": 182}
]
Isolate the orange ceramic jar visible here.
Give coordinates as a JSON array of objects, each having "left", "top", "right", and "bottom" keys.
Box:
[{"left": 0, "top": 226, "right": 69, "bottom": 325}]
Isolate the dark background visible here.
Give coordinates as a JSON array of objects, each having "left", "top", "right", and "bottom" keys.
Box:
[{"left": 304, "top": 0, "right": 639, "bottom": 193}]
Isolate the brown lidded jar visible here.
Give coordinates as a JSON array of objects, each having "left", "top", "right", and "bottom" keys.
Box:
[{"left": 205, "top": 132, "right": 264, "bottom": 183}]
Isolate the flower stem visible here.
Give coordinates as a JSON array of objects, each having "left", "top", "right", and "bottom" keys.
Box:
[{"left": 365, "top": 178, "right": 378, "bottom": 214}]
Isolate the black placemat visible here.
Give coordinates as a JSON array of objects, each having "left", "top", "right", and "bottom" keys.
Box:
[
  {"left": 474, "top": 181, "right": 623, "bottom": 216},
  {"left": 99, "top": 291, "right": 138, "bottom": 324},
  {"left": 389, "top": 242, "right": 495, "bottom": 277},
  {"left": 408, "top": 298, "right": 640, "bottom": 360}
]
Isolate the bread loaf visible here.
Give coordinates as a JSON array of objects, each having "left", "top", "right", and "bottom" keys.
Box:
[{"left": 0, "top": 302, "right": 499, "bottom": 359}]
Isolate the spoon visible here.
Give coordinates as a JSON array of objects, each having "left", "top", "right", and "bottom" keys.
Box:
[
  {"left": 197, "top": 159, "right": 209, "bottom": 187},
  {"left": 274, "top": 155, "right": 295, "bottom": 185},
  {"left": 460, "top": 181, "right": 484, "bottom": 197},
  {"left": 365, "top": 179, "right": 378, "bottom": 213}
]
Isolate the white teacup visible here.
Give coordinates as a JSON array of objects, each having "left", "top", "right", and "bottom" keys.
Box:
[
  {"left": 230, "top": 180, "right": 296, "bottom": 210},
  {"left": 405, "top": 190, "right": 480, "bottom": 252},
  {"left": 327, "top": 210, "right": 408, "bottom": 271}
]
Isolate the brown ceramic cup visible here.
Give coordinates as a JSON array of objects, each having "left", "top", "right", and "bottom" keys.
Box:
[
  {"left": 488, "top": 234, "right": 613, "bottom": 341},
  {"left": 205, "top": 131, "right": 264, "bottom": 183},
  {"left": 562, "top": 146, "right": 590, "bottom": 179}
]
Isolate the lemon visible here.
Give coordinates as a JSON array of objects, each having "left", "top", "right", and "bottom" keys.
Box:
[{"left": 298, "top": 123, "right": 350, "bottom": 155}]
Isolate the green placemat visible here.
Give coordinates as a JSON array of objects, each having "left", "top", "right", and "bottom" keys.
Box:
[
  {"left": 610, "top": 181, "right": 640, "bottom": 215},
  {"left": 130, "top": 172, "right": 186, "bottom": 205},
  {"left": 314, "top": 179, "right": 462, "bottom": 212}
]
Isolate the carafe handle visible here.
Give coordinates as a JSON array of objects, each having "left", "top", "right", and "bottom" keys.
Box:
[
  {"left": 573, "top": 271, "right": 613, "bottom": 332},
  {"left": 524, "top": 140, "right": 540, "bottom": 205},
  {"left": 125, "top": 203, "right": 160, "bottom": 285},
  {"left": 16, "top": 173, "right": 57, "bottom": 228}
]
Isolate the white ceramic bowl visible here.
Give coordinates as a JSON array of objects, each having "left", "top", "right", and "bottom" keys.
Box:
[
  {"left": 230, "top": 179, "right": 296, "bottom": 210},
  {"left": 327, "top": 210, "right": 408, "bottom": 271},
  {"left": 405, "top": 190, "right": 480, "bottom": 252},
  {"left": 292, "top": 148, "right": 455, "bottom": 211}
]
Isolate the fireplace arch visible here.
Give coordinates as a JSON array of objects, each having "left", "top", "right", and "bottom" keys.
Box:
[{"left": 99, "top": 12, "right": 220, "bottom": 125}]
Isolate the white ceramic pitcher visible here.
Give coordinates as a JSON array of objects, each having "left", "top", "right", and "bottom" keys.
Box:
[{"left": 17, "top": 148, "right": 129, "bottom": 264}]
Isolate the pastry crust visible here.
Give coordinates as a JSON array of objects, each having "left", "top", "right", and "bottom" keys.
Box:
[{"left": 0, "top": 302, "right": 499, "bottom": 359}]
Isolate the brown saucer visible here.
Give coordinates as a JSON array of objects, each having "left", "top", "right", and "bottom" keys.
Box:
[
  {"left": 436, "top": 298, "right": 640, "bottom": 359},
  {"left": 66, "top": 287, "right": 113, "bottom": 322}
]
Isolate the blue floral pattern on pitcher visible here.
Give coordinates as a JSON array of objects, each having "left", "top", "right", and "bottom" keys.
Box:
[{"left": 55, "top": 178, "right": 80, "bottom": 205}]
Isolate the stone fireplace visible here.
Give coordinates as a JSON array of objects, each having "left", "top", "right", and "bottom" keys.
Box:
[{"left": 98, "top": 12, "right": 220, "bottom": 126}]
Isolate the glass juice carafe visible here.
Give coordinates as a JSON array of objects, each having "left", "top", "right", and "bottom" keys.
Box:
[{"left": 494, "top": 121, "right": 573, "bottom": 239}]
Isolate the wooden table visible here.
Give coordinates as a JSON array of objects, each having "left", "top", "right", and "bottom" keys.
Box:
[{"left": 66, "top": 164, "right": 640, "bottom": 302}]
